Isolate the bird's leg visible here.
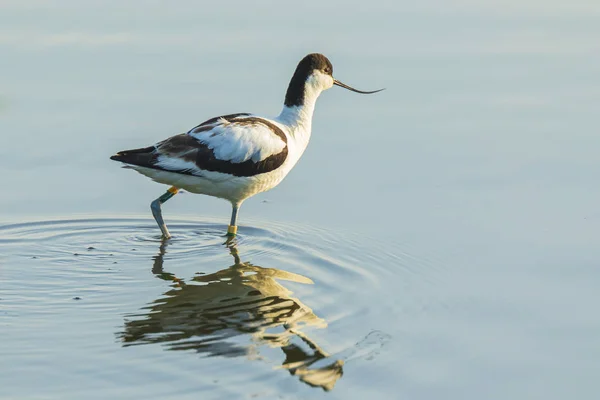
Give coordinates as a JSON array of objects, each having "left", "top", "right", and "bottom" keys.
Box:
[
  {"left": 227, "top": 203, "right": 240, "bottom": 236},
  {"left": 150, "top": 186, "right": 179, "bottom": 239}
]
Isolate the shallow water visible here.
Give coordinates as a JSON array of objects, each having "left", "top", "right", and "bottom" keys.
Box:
[
  {"left": 2, "top": 1, "right": 600, "bottom": 399},
  {"left": 0, "top": 219, "right": 411, "bottom": 398}
]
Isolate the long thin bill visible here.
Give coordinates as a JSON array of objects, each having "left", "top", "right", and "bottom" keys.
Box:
[{"left": 333, "top": 79, "right": 384, "bottom": 94}]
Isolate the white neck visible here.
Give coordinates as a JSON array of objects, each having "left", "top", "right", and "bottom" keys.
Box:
[{"left": 275, "top": 86, "right": 321, "bottom": 143}]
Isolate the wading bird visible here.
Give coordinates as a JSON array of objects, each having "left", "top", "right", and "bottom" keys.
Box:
[{"left": 111, "top": 53, "right": 382, "bottom": 238}]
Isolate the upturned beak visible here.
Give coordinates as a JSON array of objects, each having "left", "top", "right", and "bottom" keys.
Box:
[{"left": 333, "top": 79, "right": 384, "bottom": 94}]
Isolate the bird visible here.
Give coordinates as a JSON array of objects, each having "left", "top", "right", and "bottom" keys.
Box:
[{"left": 110, "top": 53, "right": 383, "bottom": 238}]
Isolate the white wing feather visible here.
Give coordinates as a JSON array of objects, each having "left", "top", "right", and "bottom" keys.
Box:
[
  {"left": 155, "top": 157, "right": 200, "bottom": 174},
  {"left": 188, "top": 118, "right": 286, "bottom": 163}
]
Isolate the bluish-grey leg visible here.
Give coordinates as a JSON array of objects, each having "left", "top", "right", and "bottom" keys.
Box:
[
  {"left": 227, "top": 204, "right": 240, "bottom": 236},
  {"left": 150, "top": 186, "right": 179, "bottom": 238}
]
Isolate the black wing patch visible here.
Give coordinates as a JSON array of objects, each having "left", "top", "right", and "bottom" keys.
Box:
[
  {"left": 111, "top": 134, "right": 288, "bottom": 178},
  {"left": 189, "top": 113, "right": 251, "bottom": 134},
  {"left": 160, "top": 134, "right": 288, "bottom": 177}
]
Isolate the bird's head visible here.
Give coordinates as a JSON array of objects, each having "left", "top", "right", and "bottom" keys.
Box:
[{"left": 284, "top": 53, "right": 384, "bottom": 107}]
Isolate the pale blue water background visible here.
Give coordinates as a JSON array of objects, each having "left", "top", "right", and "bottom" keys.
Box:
[{"left": 1, "top": 1, "right": 599, "bottom": 399}]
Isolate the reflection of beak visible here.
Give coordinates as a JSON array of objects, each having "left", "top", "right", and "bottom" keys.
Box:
[{"left": 333, "top": 79, "right": 384, "bottom": 94}]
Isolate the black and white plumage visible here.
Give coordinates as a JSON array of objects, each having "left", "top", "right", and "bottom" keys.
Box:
[
  {"left": 113, "top": 113, "right": 288, "bottom": 177},
  {"left": 111, "top": 53, "right": 383, "bottom": 237}
]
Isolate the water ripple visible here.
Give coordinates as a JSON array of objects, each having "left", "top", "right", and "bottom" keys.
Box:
[{"left": 0, "top": 217, "right": 443, "bottom": 394}]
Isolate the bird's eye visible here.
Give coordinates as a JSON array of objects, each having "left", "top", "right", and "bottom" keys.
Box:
[{"left": 323, "top": 67, "right": 331, "bottom": 74}]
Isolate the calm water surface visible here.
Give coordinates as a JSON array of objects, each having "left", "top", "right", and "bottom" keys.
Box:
[{"left": 1, "top": 1, "right": 600, "bottom": 399}]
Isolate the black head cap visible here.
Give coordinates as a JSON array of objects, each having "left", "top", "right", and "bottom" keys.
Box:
[{"left": 284, "top": 53, "right": 333, "bottom": 107}]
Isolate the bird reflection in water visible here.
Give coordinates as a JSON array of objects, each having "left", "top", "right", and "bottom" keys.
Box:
[{"left": 119, "top": 238, "right": 343, "bottom": 391}]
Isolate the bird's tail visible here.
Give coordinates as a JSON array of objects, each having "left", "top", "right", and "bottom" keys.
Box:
[{"left": 110, "top": 146, "right": 155, "bottom": 168}]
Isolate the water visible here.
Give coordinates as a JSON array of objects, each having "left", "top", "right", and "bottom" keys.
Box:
[
  {"left": 1, "top": 1, "right": 600, "bottom": 399},
  {"left": 1, "top": 219, "right": 402, "bottom": 397}
]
